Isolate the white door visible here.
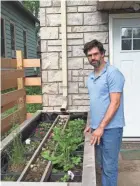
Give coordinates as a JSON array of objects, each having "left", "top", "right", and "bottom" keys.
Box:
[{"left": 113, "top": 17, "right": 140, "bottom": 137}]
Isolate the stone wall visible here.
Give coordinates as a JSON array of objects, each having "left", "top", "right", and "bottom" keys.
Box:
[{"left": 40, "top": 0, "right": 109, "bottom": 111}]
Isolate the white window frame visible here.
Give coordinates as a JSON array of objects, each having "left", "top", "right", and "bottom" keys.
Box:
[{"left": 109, "top": 13, "right": 140, "bottom": 65}]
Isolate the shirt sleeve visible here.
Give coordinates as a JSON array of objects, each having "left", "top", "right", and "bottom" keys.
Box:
[{"left": 108, "top": 69, "right": 125, "bottom": 93}]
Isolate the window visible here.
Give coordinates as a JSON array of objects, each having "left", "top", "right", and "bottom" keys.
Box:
[
  {"left": 121, "top": 27, "right": 140, "bottom": 51},
  {"left": 1, "top": 18, "right": 5, "bottom": 57},
  {"left": 23, "top": 30, "right": 27, "bottom": 58},
  {"left": 10, "top": 22, "right": 15, "bottom": 51}
]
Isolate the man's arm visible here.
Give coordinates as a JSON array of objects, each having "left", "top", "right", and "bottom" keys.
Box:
[{"left": 99, "top": 92, "right": 121, "bottom": 129}]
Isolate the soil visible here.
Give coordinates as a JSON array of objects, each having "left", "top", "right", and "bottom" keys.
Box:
[
  {"left": 23, "top": 117, "right": 68, "bottom": 182},
  {"left": 1, "top": 122, "right": 52, "bottom": 181}
]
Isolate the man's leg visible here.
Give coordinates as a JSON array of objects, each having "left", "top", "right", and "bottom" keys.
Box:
[{"left": 102, "top": 128, "right": 123, "bottom": 186}]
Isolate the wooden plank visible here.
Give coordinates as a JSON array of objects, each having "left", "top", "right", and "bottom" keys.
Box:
[
  {"left": 1, "top": 79, "right": 17, "bottom": 91},
  {"left": 16, "top": 50, "right": 26, "bottom": 122},
  {"left": 26, "top": 113, "right": 33, "bottom": 119},
  {"left": 1, "top": 89, "right": 26, "bottom": 107},
  {"left": 23, "top": 59, "right": 40, "bottom": 67},
  {"left": 1, "top": 101, "right": 17, "bottom": 113},
  {"left": 82, "top": 133, "right": 96, "bottom": 186},
  {"left": 25, "top": 77, "right": 41, "bottom": 86},
  {"left": 1, "top": 69, "right": 24, "bottom": 81},
  {"left": 1, "top": 107, "right": 26, "bottom": 135},
  {"left": 1, "top": 58, "right": 17, "bottom": 68},
  {"left": 26, "top": 95, "right": 42, "bottom": 103}
]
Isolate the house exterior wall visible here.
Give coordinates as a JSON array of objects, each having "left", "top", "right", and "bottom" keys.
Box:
[
  {"left": 40, "top": 0, "right": 109, "bottom": 110},
  {"left": 1, "top": 2, "right": 38, "bottom": 76}
]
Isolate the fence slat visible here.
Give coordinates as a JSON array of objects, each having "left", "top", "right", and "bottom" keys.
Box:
[
  {"left": 26, "top": 113, "right": 34, "bottom": 119},
  {"left": 1, "top": 69, "right": 24, "bottom": 91},
  {"left": 25, "top": 77, "right": 41, "bottom": 86},
  {"left": 1, "top": 70, "right": 24, "bottom": 80},
  {"left": 1, "top": 101, "right": 17, "bottom": 113},
  {"left": 1, "top": 58, "right": 17, "bottom": 68},
  {"left": 1, "top": 89, "right": 26, "bottom": 107},
  {"left": 26, "top": 95, "right": 42, "bottom": 103},
  {"left": 1, "top": 107, "right": 26, "bottom": 135},
  {"left": 23, "top": 59, "right": 40, "bottom": 67},
  {"left": 1, "top": 79, "right": 17, "bottom": 91}
]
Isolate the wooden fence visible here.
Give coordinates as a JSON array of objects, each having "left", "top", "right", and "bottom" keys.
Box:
[{"left": 1, "top": 50, "right": 42, "bottom": 135}]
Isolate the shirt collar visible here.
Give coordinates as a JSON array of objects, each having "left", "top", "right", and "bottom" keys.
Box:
[{"left": 90, "top": 62, "right": 108, "bottom": 80}]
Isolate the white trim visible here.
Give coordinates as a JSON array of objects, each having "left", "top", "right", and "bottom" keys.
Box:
[
  {"left": 123, "top": 138, "right": 140, "bottom": 142},
  {"left": 109, "top": 13, "right": 140, "bottom": 65}
]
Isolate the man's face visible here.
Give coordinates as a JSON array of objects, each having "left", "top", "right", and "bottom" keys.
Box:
[{"left": 87, "top": 47, "right": 104, "bottom": 68}]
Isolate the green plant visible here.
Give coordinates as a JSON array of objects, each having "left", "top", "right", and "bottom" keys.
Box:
[
  {"left": 3, "top": 176, "right": 16, "bottom": 181},
  {"left": 42, "top": 119, "right": 85, "bottom": 172},
  {"left": 9, "top": 128, "right": 25, "bottom": 170},
  {"left": 60, "top": 174, "right": 69, "bottom": 182}
]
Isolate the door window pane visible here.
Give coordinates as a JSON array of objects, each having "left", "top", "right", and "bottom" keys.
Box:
[
  {"left": 133, "top": 39, "right": 140, "bottom": 50},
  {"left": 121, "top": 28, "right": 132, "bottom": 39},
  {"left": 133, "top": 28, "right": 140, "bottom": 38},
  {"left": 122, "top": 40, "right": 132, "bottom": 50}
]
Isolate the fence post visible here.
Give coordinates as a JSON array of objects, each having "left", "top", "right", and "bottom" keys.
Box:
[{"left": 16, "top": 50, "right": 26, "bottom": 122}]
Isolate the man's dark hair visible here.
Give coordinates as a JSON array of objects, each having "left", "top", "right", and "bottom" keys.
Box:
[{"left": 83, "top": 39, "right": 106, "bottom": 56}]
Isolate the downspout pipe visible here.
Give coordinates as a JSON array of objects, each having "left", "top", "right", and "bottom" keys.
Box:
[{"left": 60, "top": 0, "right": 68, "bottom": 112}]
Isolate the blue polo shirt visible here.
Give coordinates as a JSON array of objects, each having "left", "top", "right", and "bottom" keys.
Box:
[{"left": 87, "top": 63, "right": 125, "bottom": 129}]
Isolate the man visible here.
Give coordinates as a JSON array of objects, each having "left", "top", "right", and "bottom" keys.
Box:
[{"left": 83, "top": 40, "right": 125, "bottom": 186}]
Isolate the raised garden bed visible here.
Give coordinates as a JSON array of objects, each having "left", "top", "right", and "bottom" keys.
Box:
[
  {"left": 1, "top": 111, "right": 96, "bottom": 186},
  {"left": 1, "top": 111, "right": 58, "bottom": 181}
]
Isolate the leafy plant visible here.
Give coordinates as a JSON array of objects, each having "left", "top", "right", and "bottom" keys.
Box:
[
  {"left": 3, "top": 176, "right": 16, "bottom": 181},
  {"left": 42, "top": 119, "right": 85, "bottom": 172},
  {"left": 60, "top": 174, "right": 69, "bottom": 182},
  {"left": 8, "top": 128, "right": 25, "bottom": 172}
]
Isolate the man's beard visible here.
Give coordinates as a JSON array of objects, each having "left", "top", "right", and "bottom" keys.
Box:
[{"left": 90, "top": 60, "right": 101, "bottom": 68}]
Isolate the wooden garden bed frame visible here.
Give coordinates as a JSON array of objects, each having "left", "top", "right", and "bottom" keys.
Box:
[{"left": 1, "top": 110, "right": 96, "bottom": 186}]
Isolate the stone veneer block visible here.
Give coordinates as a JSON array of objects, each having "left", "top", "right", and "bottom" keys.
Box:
[
  {"left": 41, "top": 53, "right": 59, "bottom": 70},
  {"left": 41, "top": 40, "right": 47, "bottom": 52},
  {"left": 46, "top": 14, "right": 61, "bottom": 26},
  {"left": 40, "top": 0, "right": 52, "bottom": 7},
  {"left": 84, "top": 12, "right": 108, "bottom": 25},
  {"left": 78, "top": 6, "right": 97, "bottom": 12},
  {"left": 84, "top": 32, "right": 108, "bottom": 43},
  {"left": 68, "top": 82, "right": 78, "bottom": 93},
  {"left": 73, "top": 99, "right": 89, "bottom": 106},
  {"left": 46, "top": 7, "right": 61, "bottom": 14},
  {"left": 67, "top": 13, "right": 83, "bottom": 25},
  {"left": 72, "top": 46, "right": 85, "bottom": 57},
  {"left": 49, "top": 95, "right": 63, "bottom": 106},
  {"left": 40, "top": 27, "right": 58, "bottom": 39},
  {"left": 42, "top": 83, "right": 58, "bottom": 94},
  {"left": 68, "top": 58, "right": 83, "bottom": 69},
  {"left": 72, "top": 25, "right": 108, "bottom": 33},
  {"left": 48, "top": 70, "right": 62, "bottom": 82},
  {"left": 40, "top": 8, "right": 46, "bottom": 26},
  {"left": 67, "top": 0, "right": 96, "bottom": 6}
]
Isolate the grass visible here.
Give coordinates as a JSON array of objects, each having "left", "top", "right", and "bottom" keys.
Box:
[{"left": 1, "top": 86, "right": 42, "bottom": 118}]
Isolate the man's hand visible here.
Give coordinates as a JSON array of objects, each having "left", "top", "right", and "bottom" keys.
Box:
[
  {"left": 90, "top": 126, "right": 104, "bottom": 145},
  {"left": 84, "top": 126, "right": 91, "bottom": 135}
]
